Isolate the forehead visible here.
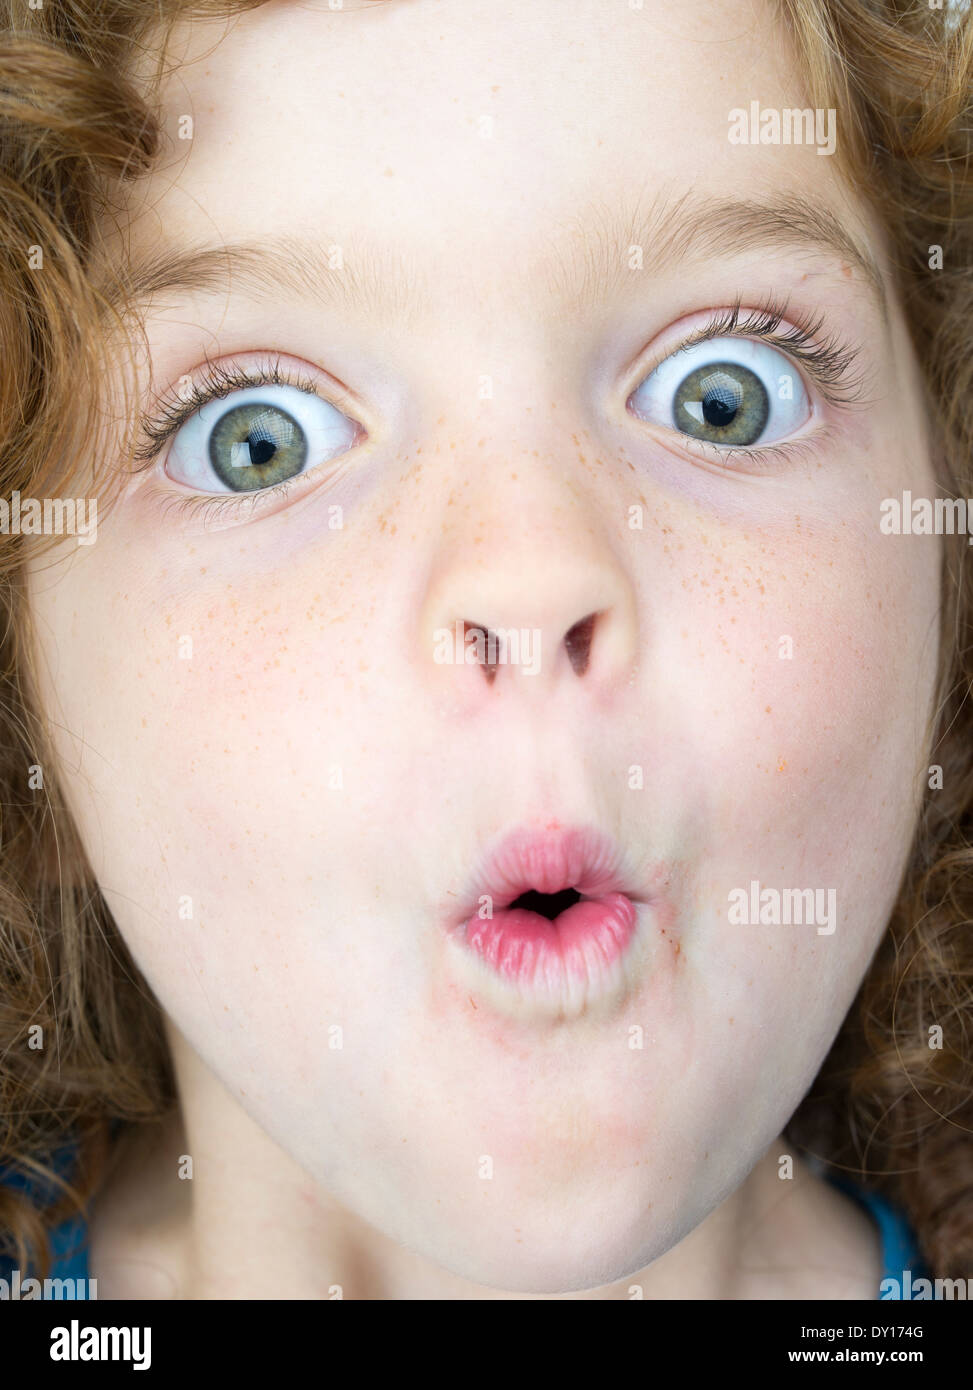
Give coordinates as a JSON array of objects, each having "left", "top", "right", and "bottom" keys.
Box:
[{"left": 120, "top": 0, "right": 879, "bottom": 309}]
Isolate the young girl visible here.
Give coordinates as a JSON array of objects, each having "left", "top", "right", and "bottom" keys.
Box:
[{"left": 0, "top": 0, "right": 970, "bottom": 1300}]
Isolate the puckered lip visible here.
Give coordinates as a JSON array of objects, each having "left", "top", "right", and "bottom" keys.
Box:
[{"left": 445, "top": 823, "right": 649, "bottom": 931}]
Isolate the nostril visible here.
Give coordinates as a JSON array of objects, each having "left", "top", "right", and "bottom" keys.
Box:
[
  {"left": 461, "top": 614, "right": 598, "bottom": 682},
  {"left": 460, "top": 621, "right": 499, "bottom": 684},
  {"left": 564, "top": 612, "right": 597, "bottom": 675},
  {"left": 509, "top": 887, "right": 581, "bottom": 919}
]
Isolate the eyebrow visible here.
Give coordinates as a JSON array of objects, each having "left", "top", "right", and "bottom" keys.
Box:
[
  {"left": 102, "top": 189, "right": 887, "bottom": 325},
  {"left": 541, "top": 189, "right": 888, "bottom": 320},
  {"left": 101, "top": 231, "right": 428, "bottom": 325}
]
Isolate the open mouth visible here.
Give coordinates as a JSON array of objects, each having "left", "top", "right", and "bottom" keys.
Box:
[
  {"left": 445, "top": 826, "right": 649, "bottom": 1020},
  {"left": 507, "top": 887, "right": 582, "bottom": 918}
]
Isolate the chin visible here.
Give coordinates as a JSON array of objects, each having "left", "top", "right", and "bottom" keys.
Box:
[{"left": 394, "top": 1171, "right": 688, "bottom": 1295}]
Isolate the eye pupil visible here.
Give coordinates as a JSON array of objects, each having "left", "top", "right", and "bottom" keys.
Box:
[
  {"left": 700, "top": 371, "right": 742, "bottom": 427},
  {"left": 249, "top": 436, "right": 276, "bottom": 466}
]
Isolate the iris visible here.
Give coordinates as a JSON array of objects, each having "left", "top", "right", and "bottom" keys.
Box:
[
  {"left": 208, "top": 402, "right": 308, "bottom": 491},
  {"left": 672, "top": 360, "right": 769, "bottom": 445}
]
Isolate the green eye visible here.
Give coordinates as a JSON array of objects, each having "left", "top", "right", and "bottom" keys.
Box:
[
  {"left": 628, "top": 336, "right": 811, "bottom": 450},
  {"left": 209, "top": 402, "right": 307, "bottom": 492},
  {"left": 672, "top": 361, "right": 769, "bottom": 445},
  {"left": 165, "top": 382, "right": 361, "bottom": 494}
]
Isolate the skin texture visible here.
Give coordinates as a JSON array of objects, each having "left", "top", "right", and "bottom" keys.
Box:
[{"left": 25, "top": 0, "right": 941, "bottom": 1297}]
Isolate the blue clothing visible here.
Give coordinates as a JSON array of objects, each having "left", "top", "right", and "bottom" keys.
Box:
[
  {"left": 32, "top": 1210, "right": 90, "bottom": 1288},
  {"left": 0, "top": 1141, "right": 93, "bottom": 1297},
  {"left": 0, "top": 1145, "right": 937, "bottom": 1299},
  {"left": 827, "top": 1175, "right": 935, "bottom": 1299}
]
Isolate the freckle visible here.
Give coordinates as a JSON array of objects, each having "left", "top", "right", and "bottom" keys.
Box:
[
  {"left": 384, "top": 167, "right": 395, "bottom": 177},
  {"left": 765, "top": 706, "right": 771, "bottom": 713},
  {"left": 510, "top": 473, "right": 517, "bottom": 480}
]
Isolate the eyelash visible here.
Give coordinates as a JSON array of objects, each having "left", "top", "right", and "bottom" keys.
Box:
[
  {"left": 135, "top": 299, "right": 865, "bottom": 521},
  {"left": 135, "top": 355, "right": 324, "bottom": 463},
  {"left": 673, "top": 298, "right": 863, "bottom": 405}
]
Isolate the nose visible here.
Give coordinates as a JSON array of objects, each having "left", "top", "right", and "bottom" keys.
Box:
[{"left": 417, "top": 449, "right": 639, "bottom": 702}]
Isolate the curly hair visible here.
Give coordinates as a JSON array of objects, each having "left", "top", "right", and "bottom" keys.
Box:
[{"left": 0, "top": 0, "right": 970, "bottom": 1282}]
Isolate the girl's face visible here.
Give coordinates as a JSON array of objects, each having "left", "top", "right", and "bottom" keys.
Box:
[{"left": 27, "top": 0, "right": 939, "bottom": 1291}]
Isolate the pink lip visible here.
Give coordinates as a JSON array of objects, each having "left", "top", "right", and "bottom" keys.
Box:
[{"left": 447, "top": 826, "right": 648, "bottom": 1013}]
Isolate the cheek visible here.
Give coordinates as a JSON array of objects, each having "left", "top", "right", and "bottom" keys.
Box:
[
  {"left": 694, "top": 523, "right": 932, "bottom": 859},
  {"left": 36, "top": 509, "right": 403, "bottom": 829},
  {"left": 637, "top": 486, "right": 939, "bottom": 1055},
  {"left": 26, "top": 523, "right": 404, "bottom": 994},
  {"left": 641, "top": 463, "right": 938, "bottom": 821},
  {"left": 26, "top": 525, "right": 425, "bottom": 1151}
]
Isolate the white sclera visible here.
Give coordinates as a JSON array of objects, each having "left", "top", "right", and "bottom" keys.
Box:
[
  {"left": 166, "top": 383, "right": 360, "bottom": 492},
  {"left": 628, "top": 336, "right": 812, "bottom": 446}
]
